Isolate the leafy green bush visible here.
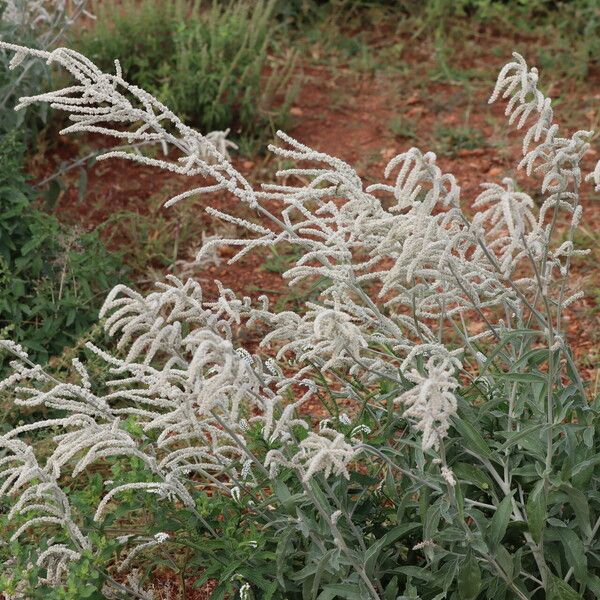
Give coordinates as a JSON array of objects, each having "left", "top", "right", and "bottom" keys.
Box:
[
  {"left": 75, "top": 0, "right": 297, "bottom": 148},
  {"left": 0, "top": 134, "right": 124, "bottom": 366},
  {"left": 71, "top": 0, "right": 180, "bottom": 93},
  {"left": 162, "top": 0, "right": 297, "bottom": 143}
]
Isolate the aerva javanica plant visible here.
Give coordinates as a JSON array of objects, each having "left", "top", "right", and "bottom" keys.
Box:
[{"left": 0, "top": 41, "right": 598, "bottom": 600}]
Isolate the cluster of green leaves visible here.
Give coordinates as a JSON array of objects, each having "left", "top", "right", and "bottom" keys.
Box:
[
  {"left": 74, "top": 0, "right": 298, "bottom": 150},
  {"left": 437, "top": 350, "right": 600, "bottom": 600},
  {"left": 0, "top": 134, "right": 124, "bottom": 367}
]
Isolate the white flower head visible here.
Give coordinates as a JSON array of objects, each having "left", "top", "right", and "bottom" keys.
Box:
[
  {"left": 396, "top": 356, "right": 459, "bottom": 452},
  {"left": 441, "top": 466, "right": 456, "bottom": 487},
  {"left": 338, "top": 413, "right": 351, "bottom": 425},
  {"left": 312, "top": 307, "right": 368, "bottom": 371},
  {"left": 231, "top": 486, "right": 241, "bottom": 503},
  {"left": 241, "top": 459, "right": 253, "bottom": 480},
  {"left": 116, "top": 535, "right": 134, "bottom": 544},
  {"left": 295, "top": 429, "right": 357, "bottom": 482},
  {"left": 239, "top": 582, "right": 252, "bottom": 600},
  {"left": 413, "top": 539, "right": 436, "bottom": 551}
]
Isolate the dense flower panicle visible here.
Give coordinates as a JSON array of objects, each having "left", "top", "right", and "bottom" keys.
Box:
[
  {"left": 295, "top": 428, "right": 357, "bottom": 481},
  {"left": 489, "top": 52, "right": 592, "bottom": 212},
  {"left": 472, "top": 178, "right": 538, "bottom": 275},
  {"left": 441, "top": 466, "right": 456, "bottom": 487},
  {"left": 0, "top": 42, "right": 238, "bottom": 207},
  {"left": 395, "top": 356, "right": 459, "bottom": 452},
  {"left": 0, "top": 42, "right": 595, "bottom": 591},
  {"left": 0, "top": 278, "right": 279, "bottom": 586},
  {"left": 265, "top": 426, "right": 357, "bottom": 482},
  {"left": 367, "top": 147, "right": 460, "bottom": 211}
]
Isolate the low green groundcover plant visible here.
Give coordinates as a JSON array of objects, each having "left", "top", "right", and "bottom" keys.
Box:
[
  {"left": 0, "top": 133, "right": 123, "bottom": 367},
  {"left": 0, "top": 39, "right": 598, "bottom": 600}
]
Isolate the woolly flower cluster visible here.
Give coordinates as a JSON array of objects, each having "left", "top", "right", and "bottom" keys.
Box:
[
  {"left": 395, "top": 356, "right": 459, "bottom": 452},
  {"left": 0, "top": 43, "right": 596, "bottom": 592},
  {"left": 265, "top": 426, "right": 357, "bottom": 482}
]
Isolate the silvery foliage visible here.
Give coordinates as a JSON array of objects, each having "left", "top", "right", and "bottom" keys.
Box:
[
  {"left": 0, "top": 43, "right": 597, "bottom": 592},
  {"left": 0, "top": 0, "right": 92, "bottom": 132},
  {"left": 1, "top": 0, "right": 93, "bottom": 49}
]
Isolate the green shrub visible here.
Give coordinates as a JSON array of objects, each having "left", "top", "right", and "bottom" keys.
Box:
[
  {"left": 71, "top": 0, "right": 180, "bottom": 93},
  {"left": 74, "top": 0, "right": 298, "bottom": 148},
  {"left": 162, "top": 0, "right": 297, "bottom": 143},
  {"left": 0, "top": 134, "right": 124, "bottom": 366}
]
